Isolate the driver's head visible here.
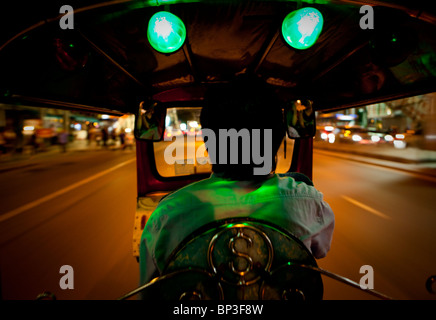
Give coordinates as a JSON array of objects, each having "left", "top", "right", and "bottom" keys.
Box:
[{"left": 200, "top": 74, "right": 286, "bottom": 180}]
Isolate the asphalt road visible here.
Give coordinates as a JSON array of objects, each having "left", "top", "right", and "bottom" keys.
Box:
[
  {"left": 0, "top": 147, "right": 435, "bottom": 300},
  {"left": 0, "top": 149, "right": 138, "bottom": 300},
  {"left": 313, "top": 149, "right": 436, "bottom": 300}
]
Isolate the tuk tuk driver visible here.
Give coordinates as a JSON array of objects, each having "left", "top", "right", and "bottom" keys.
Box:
[{"left": 139, "top": 74, "right": 335, "bottom": 286}]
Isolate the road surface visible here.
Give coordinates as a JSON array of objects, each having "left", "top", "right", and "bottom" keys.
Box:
[
  {"left": 0, "top": 149, "right": 138, "bottom": 300},
  {"left": 314, "top": 149, "right": 436, "bottom": 300}
]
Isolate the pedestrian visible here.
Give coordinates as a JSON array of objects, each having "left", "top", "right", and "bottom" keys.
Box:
[
  {"left": 0, "top": 128, "right": 6, "bottom": 155},
  {"left": 58, "top": 130, "right": 69, "bottom": 152},
  {"left": 29, "top": 132, "right": 39, "bottom": 154},
  {"left": 119, "top": 131, "right": 125, "bottom": 150},
  {"left": 50, "top": 124, "right": 58, "bottom": 146},
  {"left": 3, "top": 127, "right": 17, "bottom": 154},
  {"left": 87, "top": 127, "right": 92, "bottom": 146},
  {"left": 102, "top": 127, "right": 108, "bottom": 147}
]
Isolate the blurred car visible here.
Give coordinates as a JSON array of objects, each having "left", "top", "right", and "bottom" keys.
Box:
[{"left": 318, "top": 125, "right": 389, "bottom": 145}]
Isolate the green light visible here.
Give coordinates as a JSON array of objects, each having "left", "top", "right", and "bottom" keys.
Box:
[
  {"left": 147, "top": 11, "right": 186, "bottom": 54},
  {"left": 282, "top": 7, "right": 324, "bottom": 50}
]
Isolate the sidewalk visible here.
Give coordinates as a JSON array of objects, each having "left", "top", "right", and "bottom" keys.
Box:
[
  {"left": 314, "top": 140, "right": 436, "bottom": 179},
  {"left": 0, "top": 139, "right": 133, "bottom": 173}
]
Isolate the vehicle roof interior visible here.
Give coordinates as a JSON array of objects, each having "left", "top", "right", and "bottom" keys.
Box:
[{"left": 1, "top": 0, "right": 436, "bottom": 115}]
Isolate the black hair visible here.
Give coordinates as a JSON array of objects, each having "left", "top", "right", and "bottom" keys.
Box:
[{"left": 200, "top": 74, "right": 286, "bottom": 180}]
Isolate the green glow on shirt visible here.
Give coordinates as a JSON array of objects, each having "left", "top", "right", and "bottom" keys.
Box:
[
  {"left": 282, "top": 7, "right": 324, "bottom": 50},
  {"left": 147, "top": 11, "right": 186, "bottom": 54}
]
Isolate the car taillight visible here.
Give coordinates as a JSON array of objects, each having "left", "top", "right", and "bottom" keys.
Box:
[{"left": 141, "top": 215, "right": 147, "bottom": 230}]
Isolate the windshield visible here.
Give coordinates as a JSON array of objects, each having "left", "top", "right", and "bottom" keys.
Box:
[{"left": 153, "top": 107, "right": 294, "bottom": 177}]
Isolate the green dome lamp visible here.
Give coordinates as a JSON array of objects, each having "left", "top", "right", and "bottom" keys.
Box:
[
  {"left": 282, "top": 7, "right": 324, "bottom": 50},
  {"left": 147, "top": 11, "right": 186, "bottom": 54}
]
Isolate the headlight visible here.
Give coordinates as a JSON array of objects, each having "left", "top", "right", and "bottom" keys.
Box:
[
  {"left": 384, "top": 134, "right": 394, "bottom": 142},
  {"left": 328, "top": 133, "right": 335, "bottom": 143},
  {"left": 371, "top": 135, "right": 380, "bottom": 143},
  {"left": 352, "top": 134, "right": 362, "bottom": 142}
]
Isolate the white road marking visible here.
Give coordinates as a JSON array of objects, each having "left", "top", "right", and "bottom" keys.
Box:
[
  {"left": 0, "top": 158, "right": 136, "bottom": 223},
  {"left": 341, "top": 195, "right": 392, "bottom": 220}
]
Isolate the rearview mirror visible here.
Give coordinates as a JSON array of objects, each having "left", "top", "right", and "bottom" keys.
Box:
[
  {"left": 284, "top": 99, "right": 316, "bottom": 139},
  {"left": 135, "top": 101, "right": 166, "bottom": 141}
]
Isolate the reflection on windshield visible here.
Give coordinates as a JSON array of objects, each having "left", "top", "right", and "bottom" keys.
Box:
[
  {"left": 153, "top": 107, "right": 294, "bottom": 177},
  {"left": 136, "top": 102, "right": 165, "bottom": 141},
  {"left": 285, "top": 99, "right": 316, "bottom": 138}
]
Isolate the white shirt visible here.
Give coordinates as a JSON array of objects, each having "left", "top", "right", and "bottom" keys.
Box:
[{"left": 139, "top": 173, "right": 335, "bottom": 285}]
